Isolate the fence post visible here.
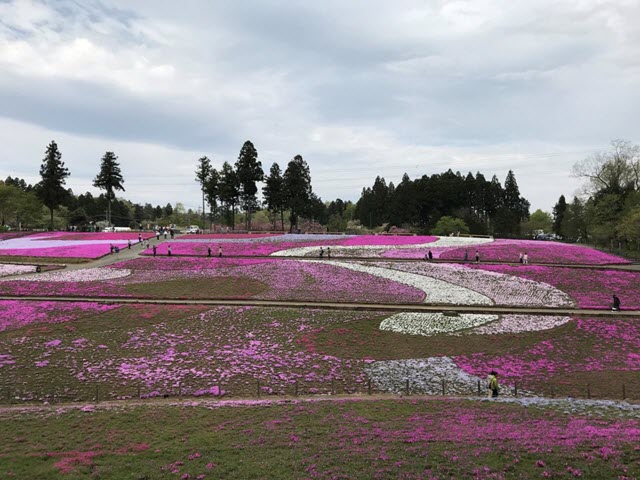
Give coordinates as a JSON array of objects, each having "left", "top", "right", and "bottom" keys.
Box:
[
  {"left": 622, "top": 384, "right": 626, "bottom": 400},
  {"left": 514, "top": 381, "right": 518, "bottom": 397},
  {"left": 587, "top": 383, "right": 591, "bottom": 399},
  {"left": 406, "top": 379, "right": 410, "bottom": 396},
  {"left": 367, "top": 379, "right": 372, "bottom": 395},
  {"left": 477, "top": 380, "right": 481, "bottom": 395},
  {"left": 257, "top": 379, "right": 261, "bottom": 398},
  {"left": 441, "top": 379, "right": 446, "bottom": 396}
]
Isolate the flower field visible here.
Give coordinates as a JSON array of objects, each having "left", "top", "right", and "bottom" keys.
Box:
[
  {"left": 1, "top": 234, "right": 639, "bottom": 478},
  {"left": 1, "top": 398, "right": 639, "bottom": 479},
  {"left": 439, "top": 239, "right": 630, "bottom": 265},
  {"left": 0, "top": 232, "right": 154, "bottom": 259}
]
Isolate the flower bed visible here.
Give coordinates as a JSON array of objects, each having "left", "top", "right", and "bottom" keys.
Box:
[
  {"left": 380, "top": 313, "right": 498, "bottom": 336},
  {"left": 475, "top": 264, "right": 640, "bottom": 309},
  {"left": 439, "top": 239, "right": 629, "bottom": 265},
  {"left": 0, "top": 263, "right": 36, "bottom": 277},
  {"left": 455, "top": 317, "right": 640, "bottom": 390},
  {"left": 0, "top": 232, "right": 152, "bottom": 259},
  {"left": 0, "top": 300, "right": 119, "bottom": 332},
  {"left": 0, "top": 258, "right": 426, "bottom": 304},
  {"left": 372, "top": 261, "right": 574, "bottom": 307}
]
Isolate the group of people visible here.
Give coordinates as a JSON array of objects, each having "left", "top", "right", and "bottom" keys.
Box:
[
  {"left": 319, "top": 247, "right": 331, "bottom": 259},
  {"left": 155, "top": 227, "right": 175, "bottom": 240},
  {"left": 518, "top": 252, "right": 530, "bottom": 264}
]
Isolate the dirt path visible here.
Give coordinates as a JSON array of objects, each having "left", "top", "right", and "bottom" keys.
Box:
[{"left": 1, "top": 293, "right": 637, "bottom": 317}]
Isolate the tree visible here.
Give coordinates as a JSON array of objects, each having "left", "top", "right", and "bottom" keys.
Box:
[
  {"left": 93, "top": 151, "right": 125, "bottom": 227},
  {"left": 522, "top": 209, "right": 552, "bottom": 236},
  {"left": 218, "top": 162, "right": 240, "bottom": 229},
  {"left": 263, "top": 162, "right": 285, "bottom": 230},
  {"left": 36, "top": 141, "right": 70, "bottom": 229},
  {"left": 283, "top": 155, "right": 312, "bottom": 232},
  {"left": 431, "top": 216, "right": 469, "bottom": 236},
  {"left": 573, "top": 139, "right": 639, "bottom": 195},
  {"left": 552, "top": 195, "right": 567, "bottom": 236},
  {"left": 235, "top": 141, "right": 263, "bottom": 230},
  {"left": 195, "top": 156, "right": 211, "bottom": 229},
  {"left": 204, "top": 168, "right": 220, "bottom": 226}
]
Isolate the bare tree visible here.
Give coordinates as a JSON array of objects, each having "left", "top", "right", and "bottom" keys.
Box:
[{"left": 572, "top": 139, "right": 639, "bottom": 194}]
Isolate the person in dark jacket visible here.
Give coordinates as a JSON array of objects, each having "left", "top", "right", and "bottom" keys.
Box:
[{"left": 612, "top": 295, "right": 621, "bottom": 311}]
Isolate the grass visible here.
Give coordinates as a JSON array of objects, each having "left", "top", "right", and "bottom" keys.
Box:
[
  {"left": 124, "top": 277, "right": 269, "bottom": 299},
  {"left": 0, "top": 398, "right": 638, "bottom": 479}
]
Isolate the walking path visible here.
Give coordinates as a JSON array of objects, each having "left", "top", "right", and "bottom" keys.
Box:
[
  {"left": 1, "top": 294, "right": 637, "bottom": 317},
  {"left": 0, "top": 392, "right": 638, "bottom": 416}
]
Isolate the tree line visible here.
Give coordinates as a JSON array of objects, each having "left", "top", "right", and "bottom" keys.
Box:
[
  {"left": 355, "top": 170, "right": 530, "bottom": 236},
  {"left": 552, "top": 139, "right": 640, "bottom": 249}
]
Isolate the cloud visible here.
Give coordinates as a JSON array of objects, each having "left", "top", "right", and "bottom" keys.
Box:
[{"left": 0, "top": 0, "right": 639, "bottom": 213}]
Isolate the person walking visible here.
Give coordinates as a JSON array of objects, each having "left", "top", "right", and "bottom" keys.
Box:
[
  {"left": 218, "top": 245, "right": 222, "bottom": 257},
  {"left": 164, "top": 230, "right": 167, "bottom": 240},
  {"left": 156, "top": 231, "right": 160, "bottom": 241},
  {"left": 488, "top": 371, "right": 499, "bottom": 397},
  {"left": 612, "top": 295, "right": 621, "bottom": 311},
  {"left": 475, "top": 250, "right": 480, "bottom": 263},
  {"left": 127, "top": 239, "right": 132, "bottom": 250},
  {"left": 207, "top": 246, "right": 212, "bottom": 257},
  {"left": 167, "top": 245, "right": 172, "bottom": 257},
  {"left": 319, "top": 247, "right": 324, "bottom": 259},
  {"left": 138, "top": 233, "right": 142, "bottom": 244},
  {"left": 152, "top": 245, "right": 157, "bottom": 257},
  {"left": 109, "top": 244, "right": 114, "bottom": 254},
  {"left": 428, "top": 250, "right": 433, "bottom": 261},
  {"left": 523, "top": 252, "right": 529, "bottom": 265},
  {"left": 519, "top": 252, "right": 523, "bottom": 264},
  {"left": 327, "top": 247, "right": 331, "bottom": 259}
]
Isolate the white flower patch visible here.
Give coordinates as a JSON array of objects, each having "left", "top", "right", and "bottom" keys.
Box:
[
  {"left": 465, "top": 315, "right": 571, "bottom": 335},
  {"left": 380, "top": 262, "right": 574, "bottom": 308},
  {"left": 303, "top": 260, "right": 493, "bottom": 305},
  {"left": 270, "top": 236, "right": 494, "bottom": 257},
  {"left": 365, "top": 357, "right": 488, "bottom": 396},
  {"left": 380, "top": 312, "right": 498, "bottom": 336},
  {"left": 0, "top": 264, "right": 36, "bottom": 277},
  {"left": 12, "top": 267, "right": 131, "bottom": 282}
]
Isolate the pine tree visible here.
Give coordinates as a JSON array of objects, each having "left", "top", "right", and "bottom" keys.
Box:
[
  {"left": 263, "top": 163, "right": 285, "bottom": 230},
  {"left": 235, "top": 141, "right": 264, "bottom": 230},
  {"left": 552, "top": 195, "right": 567, "bottom": 236},
  {"left": 283, "top": 155, "right": 312, "bottom": 232},
  {"left": 93, "top": 151, "right": 125, "bottom": 227},
  {"left": 195, "top": 156, "right": 211, "bottom": 229},
  {"left": 37, "top": 141, "right": 70, "bottom": 229}
]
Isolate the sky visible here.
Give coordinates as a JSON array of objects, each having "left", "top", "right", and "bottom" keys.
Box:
[{"left": 1, "top": 0, "right": 639, "bottom": 213}]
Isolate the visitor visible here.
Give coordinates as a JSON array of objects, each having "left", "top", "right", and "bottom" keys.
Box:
[
  {"left": 156, "top": 231, "right": 160, "bottom": 241},
  {"left": 127, "top": 239, "right": 132, "bottom": 250},
  {"left": 145, "top": 240, "right": 150, "bottom": 249},
  {"left": 428, "top": 250, "right": 433, "bottom": 261},
  {"left": 164, "top": 230, "right": 167, "bottom": 240},
  {"left": 207, "top": 246, "right": 212, "bottom": 257},
  {"left": 464, "top": 250, "right": 468, "bottom": 262},
  {"left": 475, "top": 250, "right": 480, "bottom": 263},
  {"left": 152, "top": 245, "right": 157, "bottom": 257},
  {"left": 170, "top": 228, "right": 174, "bottom": 239},
  {"left": 138, "top": 233, "right": 142, "bottom": 243},
  {"left": 519, "top": 252, "right": 523, "bottom": 263},
  {"left": 612, "top": 295, "right": 621, "bottom": 311},
  {"left": 523, "top": 252, "right": 529, "bottom": 265},
  {"left": 319, "top": 247, "right": 324, "bottom": 259},
  {"left": 327, "top": 247, "right": 331, "bottom": 259},
  {"left": 167, "top": 245, "right": 172, "bottom": 257},
  {"left": 109, "top": 244, "right": 114, "bottom": 254},
  {"left": 114, "top": 246, "right": 120, "bottom": 254},
  {"left": 488, "top": 371, "right": 499, "bottom": 398},
  {"left": 218, "top": 245, "right": 222, "bottom": 257}
]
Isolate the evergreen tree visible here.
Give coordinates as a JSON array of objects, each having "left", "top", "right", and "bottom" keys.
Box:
[
  {"left": 552, "top": 195, "right": 567, "bottom": 236},
  {"left": 204, "top": 168, "right": 220, "bottom": 226},
  {"left": 93, "top": 151, "right": 125, "bottom": 227},
  {"left": 36, "top": 141, "right": 70, "bottom": 229},
  {"left": 235, "top": 141, "right": 263, "bottom": 230},
  {"left": 263, "top": 163, "right": 285, "bottom": 230},
  {"left": 283, "top": 155, "right": 312, "bottom": 232},
  {"left": 195, "top": 156, "right": 212, "bottom": 228},
  {"left": 218, "top": 162, "right": 240, "bottom": 229}
]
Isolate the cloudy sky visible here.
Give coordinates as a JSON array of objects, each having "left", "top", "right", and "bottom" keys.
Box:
[{"left": 1, "top": 0, "right": 639, "bottom": 213}]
